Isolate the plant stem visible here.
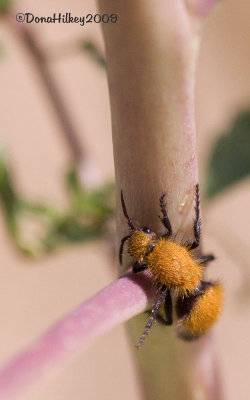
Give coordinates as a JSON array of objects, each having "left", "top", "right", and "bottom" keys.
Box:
[
  {"left": 0, "top": 271, "right": 154, "bottom": 400},
  {"left": 98, "top": 0, "right": 223, "bottom": 399}
]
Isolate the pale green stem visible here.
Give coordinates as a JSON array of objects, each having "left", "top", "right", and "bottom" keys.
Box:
[{"left": 98, "top": 1, "right": 223, "bottom": 399}]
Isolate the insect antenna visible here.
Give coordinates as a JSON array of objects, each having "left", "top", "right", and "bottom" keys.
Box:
[
  {"left": 121, "top": 190, "right": 135, "bottom": 230},
  {"left": 136, "top": 291, "right": 166, "bottom": 349}
]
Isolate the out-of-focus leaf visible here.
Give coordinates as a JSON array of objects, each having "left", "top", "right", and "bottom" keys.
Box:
[
  {"left": 65, "top": 166, "right": 115, "bottom": 222},
  {"left": 71, "top": 185, "right": 114, "bottom": 218},
  {"left": 0, "top": 42, "right": 5, "bottom": 60},
  {"left": 0, "top": 0, "right": 11, "bottom": 13},
  {"left": 21, "top": 201, "right": 59, "bottom": 220},
  {"left": 41, "top": 214, "right": 103, "bottom": 252},
  {"left": 0, "top": 154, "right": 115, "bottom": 257},
  {"left": 0, "top": 152, "right": 20, "bottom": 235},
  {"left": 65, "top": 166, "right": 81, "bottom": 195},
  {"left": 81, "top": 40, "right": 106, "bottom": 69},
  {"left": 206, "top": 111, "right": 250, "bottom": 198}
]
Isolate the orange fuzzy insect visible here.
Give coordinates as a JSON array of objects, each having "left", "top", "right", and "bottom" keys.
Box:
[{"left": 119, "top": 185, "right": 224, "bottom": 348}]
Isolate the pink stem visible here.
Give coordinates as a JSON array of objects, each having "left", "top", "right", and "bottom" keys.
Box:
[{"left": 0, "top": 271, "right": 154, "bottom": 400}]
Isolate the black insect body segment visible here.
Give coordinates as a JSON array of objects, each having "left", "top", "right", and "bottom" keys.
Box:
[{"left": 120, "top": 186, "right": 224, "bottom": 348}]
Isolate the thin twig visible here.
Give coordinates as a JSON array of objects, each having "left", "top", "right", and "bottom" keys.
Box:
[{"left": 3, "top": 13, "right": 84, "bottom": 163}]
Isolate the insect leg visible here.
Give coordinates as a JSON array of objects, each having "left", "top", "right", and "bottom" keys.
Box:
[
  {"left": 189, "top": 184, "right": 201, "bottom": 250},
  {"left": 164, "top": 290, "right": 173, "bottom": 325},
  {"left": 159, "top": 193, "right": 172, "bottom": 237},
  {"left": 132, "top": 261, "right": 148, "bottom": 273},
  {"left": 156, "top": 289, "right": 173, "bottom": 325},
  {"left": 119, "top": 234, "right": 130, "bottom": 265},
  {"left": 145, "top": 243, "right": 156, "bottom": 256},
  {"left": 137, "top": 291, "right": 166, "bottom": 349},
  {"left": 197, "top": 254, "right": 215, "bottom": 266},
  {"left": 176, "top": 292, "right": 198, "bottom": 319}
]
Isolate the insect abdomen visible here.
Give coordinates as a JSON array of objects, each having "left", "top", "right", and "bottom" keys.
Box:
[{"left": 176, "top": 282, "right": 224, "bottom": 340}]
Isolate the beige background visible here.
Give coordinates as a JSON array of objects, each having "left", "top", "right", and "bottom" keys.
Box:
[{"left": 0, "top": 0, "right": 250, "bottom": 399}]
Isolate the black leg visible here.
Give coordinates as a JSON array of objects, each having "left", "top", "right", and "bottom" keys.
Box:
[
  {"left": 145, "top": 243, "right": 156, "bottom": 256},
  {"left": 119, "top": 234, "right": 130, "bottom": 265},
  {"left": 196, "top": 254, "right": 215, "bottom": 266},
  {"left": 156, "top": 289, "right": 173, "bottom": 325},
  {"left": 176, "top": 292, "right": 199, "bottom": 319},
  {"left": 157, "top": 290, "right": 173, "bottom": 326},
  {"left": 189, "top": 184, "right": 201, "bottom": 250},
  {"left": 164, "top": 290, "right": 173, "bottom": 325},
  {"left": 159, "top": 193, "right": 172, "bottom": 237},
  {"left": 132, "top": 261, "right": 148, "bottom": 273},
  {"left": 136, "top": 291, "right": 166, "bottom": 349}
]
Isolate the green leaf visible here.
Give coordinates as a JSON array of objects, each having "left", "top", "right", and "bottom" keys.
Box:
[
  {"left": 0, "top": 155, "right": 115, "bottom": 257},
  {"left": 0, "top": 42, "right": 5, "bottom": 60},
  {"left": 65, "top": 166, "right": 81, "bottom": 194},
  {"left": 206, "top": 111, "right": 250, "bottom": 198},
  {"left": 0, "top": 152, "right": 20, "bottom": 235},
  {"left": 0, "top": 0, "right": 11, "bottom": 13}
]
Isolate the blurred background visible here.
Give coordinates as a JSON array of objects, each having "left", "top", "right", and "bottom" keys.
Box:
[{"left": 0, "top": 0, "right": 250, "bottom": 399}]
